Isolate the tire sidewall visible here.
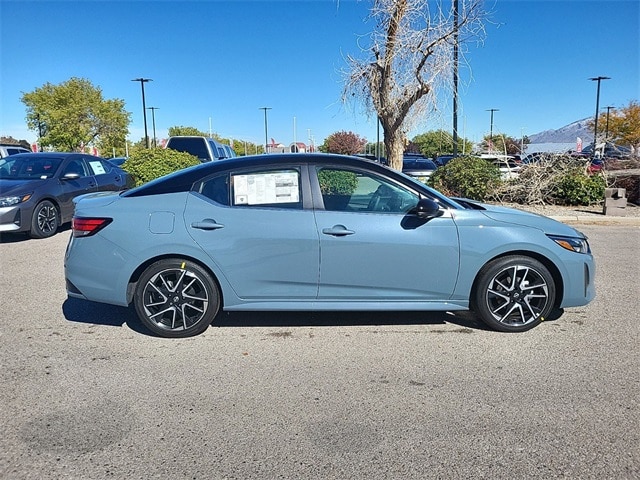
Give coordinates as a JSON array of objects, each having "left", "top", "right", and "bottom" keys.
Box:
[
  {"left": 134, "top": 259, "right": 220, "bottom": 338},
  {"left": 473, "top": 255, "right": 556, "bottom": 333},
  {"left": 30, "top": 200, "right": 59, "bottom": 239}
]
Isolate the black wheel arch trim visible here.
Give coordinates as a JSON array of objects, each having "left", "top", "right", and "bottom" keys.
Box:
[
  {"left": 470, "top": 250, "right": 564, "bottom": 311},
  {"left": 126, "top": 253, "right": 223, "bottom": 307}
]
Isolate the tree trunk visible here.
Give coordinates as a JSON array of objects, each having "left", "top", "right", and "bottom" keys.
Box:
[{"left": 384, "top": 126, "right": 405, "bottom": 172}]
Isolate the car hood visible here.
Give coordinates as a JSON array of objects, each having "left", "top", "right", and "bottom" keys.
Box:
[
  {"left": 452, "top": 198, "right": 585, "bottom": 237},
  {"left": 0, "top": 178, "right": 47, "bottom": 195}
]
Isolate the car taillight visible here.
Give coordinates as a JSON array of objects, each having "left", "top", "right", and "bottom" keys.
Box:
[{"left": 72, "top": 217, "right": 112, "bottom": 237}]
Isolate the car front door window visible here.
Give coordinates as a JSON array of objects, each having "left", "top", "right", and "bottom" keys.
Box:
[{"left": 318, "top": 167, "right": 419, "bottom": 213}]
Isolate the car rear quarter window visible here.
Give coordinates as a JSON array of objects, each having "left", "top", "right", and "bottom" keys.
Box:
[{"left": 198, "top": 174, "right": 230, "bottom": 206}]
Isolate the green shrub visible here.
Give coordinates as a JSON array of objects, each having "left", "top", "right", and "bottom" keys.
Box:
[
  {"left": 122, "top": 149, "right": 201, "bottom": 187},
  {"left": 428, "top": 156, "right": 501, "bottom": 201},
  {"left": 318, "top": 169, "right": 358, "bottom": 195},
  {"left": 551, "top": 168, "right": 606, "bottom": 205}
]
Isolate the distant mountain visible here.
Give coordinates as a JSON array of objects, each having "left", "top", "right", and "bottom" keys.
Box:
[{"left": 529, "top": 118, "right": 592, "bottom": 144}]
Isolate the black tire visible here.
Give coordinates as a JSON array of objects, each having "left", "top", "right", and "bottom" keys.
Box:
[
  {"left": 473, "top": 255, "right": 556, "bottom": 332},
  {"left": 134, "top": 259, "right": 220, "bottom": 338},
  {"left": 30, "top": 200, "right": 59, "bottom": 239}
]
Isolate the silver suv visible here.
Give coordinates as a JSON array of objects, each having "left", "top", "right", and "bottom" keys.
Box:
[{"left": 165, "top": 136, "right": 235, "bottom": 162}]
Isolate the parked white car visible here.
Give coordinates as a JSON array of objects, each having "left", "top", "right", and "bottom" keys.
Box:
[{"left": 480, "top": 154, "right": 521, "bottom": 180}]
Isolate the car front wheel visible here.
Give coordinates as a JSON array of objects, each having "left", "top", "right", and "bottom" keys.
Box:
[
  {"left": 473, "top": 256, "right": 556, "bottom": 332},
  {"left": 30, "top": 200, "right": 59, "bottom": 239},
  {"left": 134, "top": 259, "right": 220, "bottom": 338}
]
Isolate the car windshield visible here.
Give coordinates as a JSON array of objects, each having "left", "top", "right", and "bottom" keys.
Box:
[{"left": 0, "top": 156, "right": 63, "bottom": 180}]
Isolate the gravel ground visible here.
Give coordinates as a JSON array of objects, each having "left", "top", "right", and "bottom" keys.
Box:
[
  {"left": 494, "top": 201, "right": 640, "bottom": 218},
  {"left": 495, "top": 168, "right": 640, "bottom": 219}
]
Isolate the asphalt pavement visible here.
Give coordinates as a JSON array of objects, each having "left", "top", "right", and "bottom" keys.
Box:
[{"left": 0, "top": 224, "right": 638, "bottom": 479}]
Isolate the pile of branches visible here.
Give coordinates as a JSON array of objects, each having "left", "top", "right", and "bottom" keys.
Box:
[{"left": 493, "top": 155, "right": 608, "bottom": 206}]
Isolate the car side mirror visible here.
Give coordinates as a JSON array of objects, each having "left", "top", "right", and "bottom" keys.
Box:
[
  {"left": 412, "top": 198, "right": 443, "bottom": 219},
  {"left": 62, "top": 173, "right": 81, "bottom": 180}
]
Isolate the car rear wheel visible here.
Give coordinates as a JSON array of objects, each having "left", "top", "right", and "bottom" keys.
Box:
[
  {"left": 473, "top": 256, "right": 556, "bottom": 332},
  {"left": 134, "top": 259, "right": 220, "bottom": 338},
  {"left": 30, "top": 200, "right": 59, "bottom": 239}
]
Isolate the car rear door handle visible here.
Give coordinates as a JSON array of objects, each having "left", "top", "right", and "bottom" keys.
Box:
[
  {"left": 322, "top": 225, "right": 355, "bottom": 237},
  {"left": 191, "top": 219, "right": 224, "bottom": 230}
]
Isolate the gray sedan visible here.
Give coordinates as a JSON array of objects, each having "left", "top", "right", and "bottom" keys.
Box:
[{"left": 0, "top": 152, "right": 134, "bottom": 238}]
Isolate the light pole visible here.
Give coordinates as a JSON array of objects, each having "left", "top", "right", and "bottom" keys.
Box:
[
  {"left": 486, "top": 109, "right": 499, "bottom": 153},
  {"left": 605, "top": 106, "right": 614, "bottom": 141},
  {"left": 589, "top": 76, "right": 610, "bottom": 158},
  {"left": 147, "top": 107, "right": 159, "bottom": 148},
  {"left": 259, "top": 107, "right": 271, "bottom": 154},
  {"left": 132, "top": 78, "right": 152, "bottom": 148}
]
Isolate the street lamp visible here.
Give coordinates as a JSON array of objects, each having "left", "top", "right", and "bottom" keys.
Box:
[
  {"left": 147, "top": 107, "right": 159, "bottom": 148},
  {"left": 589, "top": 76, "right": 610, "bottom": 158},
  {"left": 486, "top": 109, "right": 499, "bottom": 153},
  {"left": 605, "top": 106, "right": 614, "bottom": 141},
  {"left": 131, "top": 78, "right": 152, "bottom": 148},
  {"left": 259, "top": 107, "right": 271, "bottom": 154}
]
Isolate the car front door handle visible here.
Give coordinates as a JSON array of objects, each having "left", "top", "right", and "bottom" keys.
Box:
[
  {"left": 191, "top": 219, "right": 225, "bottom": 231},
  {"left": 322, "top": 225, "right": 355, "bottom": 237}
]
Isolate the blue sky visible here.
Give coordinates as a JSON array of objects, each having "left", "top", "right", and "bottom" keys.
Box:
[{"left": 1, "top": 0, "right": 638, "bottom": 150}]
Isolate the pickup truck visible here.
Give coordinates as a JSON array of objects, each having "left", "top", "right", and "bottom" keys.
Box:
[{"left": 165, "top": 136, "right": 236, "bottom": 162}]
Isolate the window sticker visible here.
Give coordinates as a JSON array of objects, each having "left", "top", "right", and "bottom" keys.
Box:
[
  {"left": 89, "top": 161, "right": 106, "bottom": 175},
  {"left": 233, "top": 171, "right": 299, "bottom": 205}
]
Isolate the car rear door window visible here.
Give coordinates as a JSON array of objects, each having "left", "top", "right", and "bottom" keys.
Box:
[
  {"left": 231, "top": 169, "right": 301, "bottom": 209},
  {"left": 198, "top": 168, "right": 302, "bottom": 209}
]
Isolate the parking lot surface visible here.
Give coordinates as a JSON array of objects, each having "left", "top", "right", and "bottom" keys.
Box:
[{"left": 1, "top": 226, "right": 639, "bottom": 479}]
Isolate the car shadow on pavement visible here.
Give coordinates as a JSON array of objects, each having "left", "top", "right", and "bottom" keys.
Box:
[
  {"left": 62, "top": 298, "right": 489, "bottom": 337},
  {"left": 62, "top": 297, "right": 492, "bottom": 337},
  {"left": 62, "top": 297, "right": 154, "bottom": 336},
  {"left": 213, "top": 310, "right": 489, "bottom": 331},
  {"left": 0, "top": 225, "right": 72, "bottom": 243}
]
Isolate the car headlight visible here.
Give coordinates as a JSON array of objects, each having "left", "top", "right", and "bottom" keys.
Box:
[
  {"left": 0, "top": 193, "right": 32, "bottom": 207},
  {"left": 547, "top": 234, "right": 591, "bottom": 254}
]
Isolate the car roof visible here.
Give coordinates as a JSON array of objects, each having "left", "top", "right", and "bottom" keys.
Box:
[
  {"left": 8, "top": 152, "right": 88, "bottom": 159},
  {"left": 124, "top": 153, "right": 397, "bottom": 197}
]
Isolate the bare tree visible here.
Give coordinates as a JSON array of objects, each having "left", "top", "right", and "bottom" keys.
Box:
[{"left": 342, "top": 0, "right": 487, "bottom": 170}]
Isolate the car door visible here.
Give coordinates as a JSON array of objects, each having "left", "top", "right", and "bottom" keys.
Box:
[
  {"left": 57, "top": 156, "right": 98, "bottom": 222},
  {"left": 184, "top": 166, "right": 320, "bottom": 301},
  {"left": 313, "top": 166, "right": 460, "bottom": 301}
]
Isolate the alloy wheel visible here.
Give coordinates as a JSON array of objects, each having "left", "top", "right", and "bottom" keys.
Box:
[
  {"left": 484, "top": 264, "right": 550, "bottom": 327},
  {"left": 141, "top": 267, "right": 210, "bottom": 332}
]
